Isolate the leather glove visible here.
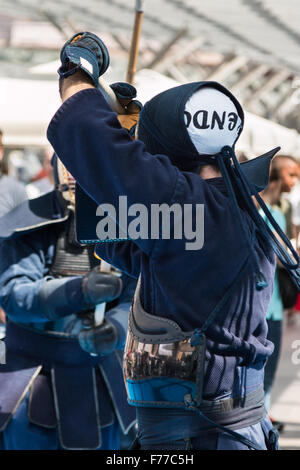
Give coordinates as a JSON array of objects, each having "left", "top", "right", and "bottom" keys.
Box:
[
  {"left": 81, "top": 268, "right": 122, "bottom": 306},
  {"left": 78, "top": 319, "right": 118, "bottom": 356},
  {"left": 110, "top": 82, "right": 137, "bottom": 107},
  {"left": 110, "top": 82, "right": 143, "bottom": 138},
  {"left": 58, "top": 31, "right": 110, "bottom": 87}
]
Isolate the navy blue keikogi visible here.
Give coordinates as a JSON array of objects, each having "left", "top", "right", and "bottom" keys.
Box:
[{"left": 47, "top": 88, "right": 276, "bottom": 447}]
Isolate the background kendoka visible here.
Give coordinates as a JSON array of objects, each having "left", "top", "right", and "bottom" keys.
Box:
[{"left": 0, "top": 153, "right": 137, "bottom": 450}]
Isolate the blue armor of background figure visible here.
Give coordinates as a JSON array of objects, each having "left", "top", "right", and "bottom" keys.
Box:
[{"left": 0, "top": 180, "right": 136, "bottom": 450}]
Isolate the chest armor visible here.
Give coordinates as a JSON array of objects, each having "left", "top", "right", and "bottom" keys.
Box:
[{"left": 50, "top": 211, "right": 99, "bottom": 278}]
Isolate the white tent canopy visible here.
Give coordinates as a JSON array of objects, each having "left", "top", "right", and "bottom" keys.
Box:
[
  {"left": 0, "top": 77, "right": 60, "bottom": 147},
  {"left": 1, "top": 0, "right": 300, "bottom": 74},
  {"left": 1, "top": 69, "right": 300, "bottom": 159}
]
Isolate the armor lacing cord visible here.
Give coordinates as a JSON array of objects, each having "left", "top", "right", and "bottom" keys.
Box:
[
  {"left": 187, "top": 329, "right": 263, "bottom": 450},
  {"left": 216, "top": 150, "right": 267, "bottom": 291},
  {"left": 217, "top": 146, "right": 300, "bottom": 290},
  {"left": 183, "top": 147, "right": 300, "bottom": 449},
  {"left": 186, "top": 256, "right": 263, "bottom": 451},
  {"left": 230, "top": 171, "right": 291, "bottom": 267},
  {"left": 183, "top": 394, "right": 263, "bottom": 451},
  {"left": 229, "top": 148, "right": 299, "bottom": 270}
]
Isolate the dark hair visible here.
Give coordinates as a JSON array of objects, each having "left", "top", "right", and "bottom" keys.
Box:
[
  {"left": 269, "top": 165, "right": 280, "bottom": 182},
  {"left": 0, "top": 152, "right": 9, "bottom": 175}
]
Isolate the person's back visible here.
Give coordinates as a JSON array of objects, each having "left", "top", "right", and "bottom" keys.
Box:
[
  {"left": 127, "top": 170, "right": 274, "bottom": 394},
  {"left": 47, "top": 31, "right": 300, "bottom": 450}
]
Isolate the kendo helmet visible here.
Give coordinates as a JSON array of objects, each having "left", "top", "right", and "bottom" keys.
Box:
[
  {"left": 137, "top": 81, "right": 300, "bottom": 291},
  {"left": 138, "top": 81, "right": 244, "bottom": 172}
]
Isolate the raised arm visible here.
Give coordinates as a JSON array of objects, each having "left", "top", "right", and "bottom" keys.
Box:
[{"left": 47, "top": 85, "right": 180, "bottom": 256}]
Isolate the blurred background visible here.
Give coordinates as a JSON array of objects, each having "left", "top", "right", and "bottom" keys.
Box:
[
  {"left": 0, "top": 0, "right": 300, "bottom": 153},
  {"left": 0, "top": 0, "right": 300, "bottom": 449}
]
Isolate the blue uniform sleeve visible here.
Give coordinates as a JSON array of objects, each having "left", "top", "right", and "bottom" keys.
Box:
[
  {"left": 47, "top": 88, "right": 183, "bottom": 256},
  {"left": 0, "top": 230, "right": 87, "bottom": 323}
]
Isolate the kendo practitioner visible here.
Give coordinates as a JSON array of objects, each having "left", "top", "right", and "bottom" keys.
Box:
[
  {"left": 47, "top": 32, "right": 300, "bottom": 450},
  {"left": 0, "top": 152, "right": 137, "bottom": 450}
]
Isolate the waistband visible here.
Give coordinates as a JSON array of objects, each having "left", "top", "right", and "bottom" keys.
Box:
[
  {"left": 201, "top": 385, "right": 265, "bottom": 415},
  {"left": 136, "top": 385, "right": 266, "bottom": 444},
  {"left": 5, "top": 320, "right": 101, "bottom": 369}
]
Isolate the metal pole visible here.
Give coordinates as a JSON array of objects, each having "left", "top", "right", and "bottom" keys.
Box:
[
  {"left": 126, "top": 0, "right": 145, "bottom": 85},
  {"left": 144, "top": 26, "right": 188, "bottom": 70}
]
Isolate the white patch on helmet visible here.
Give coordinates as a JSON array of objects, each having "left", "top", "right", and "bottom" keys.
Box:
[
  {"left": 80, "top": 57, "right": 93, "bottom": 75},
  {"left": 184, "top": 87, "right": 242, "bottom": 155}
]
